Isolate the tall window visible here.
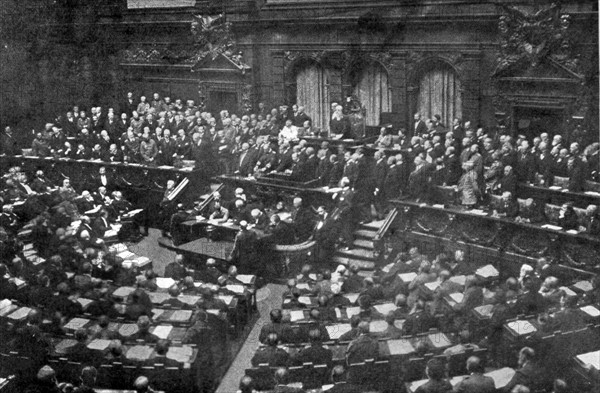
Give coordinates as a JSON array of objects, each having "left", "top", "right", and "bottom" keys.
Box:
[
  {"left": 296, "top": 62, "right": 329, "bottom": 131},
  {"left": 354, "top": 63, "right": 391, "bottom": 126},
  {"left": 418, "top": 65, "right": 461, "bottom": 128}
]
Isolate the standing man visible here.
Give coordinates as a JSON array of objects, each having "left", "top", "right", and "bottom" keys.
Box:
[{"left": 229, "top": 221, "right": 260, "bottom": 275}]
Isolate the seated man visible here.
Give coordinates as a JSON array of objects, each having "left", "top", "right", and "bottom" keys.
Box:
[
  {"left": 579, "top": 204, "right": 600, "bottom": 236},
  {"left": 164, "top": 254, "right": 188, "bottom": 280},
  {"left": 345, "top": 322, "right": 379, "bottom": 365},
  {"left": 292, "top": 328, "right": 333, "bottom": 367},
  {"left": 372, "top": 312, "right": 403, "bottom": 340},
  {"left": 403, "top": 299, "right": 437, "bottom": 336},
  {"left": 67, "top": 328, "right": 97, "bottom": 364},
  {"left": 128, "top": 315, "right": 159, "bottom": 343},
  {"left": 504, "top": 347, "right": 550, "bottom": 393},
  {"left": 493, "top": 191, "right": 519, "bottom": 218},
  {"left": 150, "top": 339, "right": 180, "bottom": 367},
  {"left": 453, "top": 356, "right": 495, "bottom": 393},
  {"left": 251, "top": 333, "right": 289, "bottom": 367},
  {"left": 273, "top": 367, "right": 305, "bottom": 393}
]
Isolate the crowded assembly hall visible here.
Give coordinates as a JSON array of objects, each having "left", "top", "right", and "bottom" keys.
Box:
[{"left": 0, "top": 0, "right": 599, "bottom": 393}]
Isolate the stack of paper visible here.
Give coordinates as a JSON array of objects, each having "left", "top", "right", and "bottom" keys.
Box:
[
  {"left": 424, "top": 281, "right": 442, "bottom": 291},
  {"left": 580, "top": 305, "right": 600, "bottom": 317},
  {"left": 236, "top": 274, "right": 255, "bottom": 285},
  {"left": 156, "top": 277, "right": 176, "bottom": 289},
  {"left": 117, "top": 250, "right": 136, "bottom": 260},
  {"left": 126, "top": 345, "right": 153, "bottom": 361},
  {"left": 64, "top": 317, "right": 91, "bottom": 331},
  {"left": 506, "top": 320, "right": 537, "bottom": 336},
  {"left": 166, "top": 346, "right": 193, "bottom": 362},
  {"left": 87, "top": 339, "right": 111, "bottom": 351},
  {"left": 398, "top": 272, "right": 417, "bottom": 283},
  {"left": 572, "top": 281, "right": 593, "bottom": 292},
  {"left": 326, "top": 324, "right": 352, "bottom": 340},
  {"left": 178, "top": 295, "right": 200, "bottom": 306},
  {"left": 486, "top": 367, "right": 516, "bottom": 389},
  {"left": 170, "top": 310, "right": 192, "bottom": 322},
  {"left": 289, "top": 310, "right": 305, "bottom": 322},
  {"left": 119, "top": 324, "right": 139, "bottom": 337},
  {"left": 148, "top": 292, "right": 170, "bottom": 304},
  {"left": 151, "top": 325, "right": 173, "bottom": 340},
  {"left": 428, "top": 333, "right": 452, "bottom": 348},
  {"left": 448, "top": 293, "right": 464, "bottom": 304},
  {"left": 345, "top": 307, "right": 361, "bottom": 319},
  {"left": 476, "top": 264, "right": 499, "bottom": 278},
  {"left": 474, "top": 304, "right": 494, "bottom": 318},
  {"left": 373, "top": 303, "right": 397, "bottom": 315},
  {"left": 112, "top": 286, "right": 135, "bottom": 298},
  {"left": 343, "top": 293, "right": 359, "bottom": 304},
  {"left": 576, "top": 351, "right": 600, "bottom": 369},
  {"left": 369, "top": 320, "right": 388, "bottom": 333},
  {"left": 77, "top": 298, "right": 94, "bottom": 310},
  {"left": 226, "top": 284, "right": 245, "bottom": 294},
  {"left": 387, "top": 339, "right": 415, "bottom": 356}
]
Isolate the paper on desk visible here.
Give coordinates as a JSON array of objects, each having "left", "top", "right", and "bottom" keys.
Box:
[
  {"left": 236, "top": 274, "right": 255, "bottom": 285},
  {"left": 580, "top": 305, "right": 600, "bottom": 317},
  {"left": 474, "top": 304, "right": 494, "bottom": 318},
  {"left": 424, "top": 281, "right": 441, "bottom": 291},
  {"left": 506, "top": 320, "right": 537, "bottom": 336},
  {"left": 104, "top": 230, "right": 118, "bottom": 238},
  {"left": 170, "top": 310, "right": 192, "bottom": 321},
  {"left": 119, "top": 323, "right": 139, "bottom": 337},
  {"left": 381, "top": 262, "right": 394, "bottom": 273},
  {"left": 549, "top": 186, "right": 562, "bottom": 190},
  {"left": 0, "top": 305, "right": 17, "bottom": 317},
  {"left": 55, "top": 339, "right": 77, "bottom": 354},
  {"left": 387, "top": 339, "right": 415, "bottom": 356},
  {"left": 226, "top": 284, "right": 245, "bottom": 294},
  {"left": 7, "top": 307, "right": 30, "bottom": 321},
  {"left": 112, "top": 286, "right": 135, "bottom": 298},
  {"left": 321, "top": 384, "right": 334, "bottom": 391},
  {"left": 343, "top": 293, "right": 359, "bottom": 304},
  {"left": 152, "top": 325, "right": 173, "bottom": 340},
  {"left": 398, "top": 272, "right": 417, "bottom": 282},
  {"left": 289, "top": 310, "right": 305, "bottom": 322},
  {"left": 566, "top": 229, "right": 579, "bottom": 234},
  {"left": 394, "top": 320, "right": 405, "bottom": 330},
  {"left": 298, "top": 296, "right": 312, "bottom": 305},
  {"left": 123, "top": 209, "right": 143, "bottom": 218},
  {"left": 541, "top": 224, "right": 562, "bottom": 231},
  {"left": 10, "top": 278, "right": 26, "bottom": 288},
  {"left": 84, "top": 206, "right": 101, "bottom": 215},
  {"left": 486, "top": 367, "right": 516, "bottom": 389},
  {"left": 0, "top": 299, "right": 12, "bottom": 311},
  {"left": 326, "top": 324, "right": 352, "bottom": 340},
  {"left": 156, "top": 277, "right": 176, "bottom": 289},
  {"left": 469, "top": 209, "right": 488, "bottom": 216},
  {"left": 277, "top": 212, "right": 291, "bottom": 222},
  {"left": 167, "top": 346, "right": 193, "bottom": 362},
  {"left": 23, "top": 243, "right": 33, "bottom": 251},
  {"left": 217, "top": 295, "right": 233, "bottom": 305},
  {"left": 573, "top": 280, "right": 593, "bottom": 292},
  {"left": 584, "top": 191, "right": 600, "bottom": 196},
  {"left": 206, "top": 309, "right": 221, "bottom": 316},
  {"left": 178, "top": 295, "right": 200, "bottom": 306},
  {"left": 126, "top": 345, "right": 153, "bottom": 361},
  {"left": 148, "top": 292, "right": 170, "bottom": 304},
  {"left": 346, "top": 307, "right": 361, "bottom": 319},
  {"left": 295, "top": 283, "right": 310, "bottom": 290},
  {"left": 369, "top": 320, "right": 388, "bottom": 333},
  {"left": 449, "top": 275, "right": 466, "bottom": 287},
  {"left": 449, "top": 293, "right": 464, "bottom": 304},
  {"left": 373, "top": 303, "right": 397, "bottom": 315},
  {"left": 476, "top": 264, "right": 499, "bottom": 278},
  {"left": 152, "top": 309, "right": 165, "bottom": 319},
  {"left": 87, "top": 339, "right": 111, "bottom": 351},
  {"left": 77, "top": 298, "right": 94, "bottom": 309},
  {"left": 576, "top": 351, "right": 600, "bottom": 370},
  {"left": 109, "top": 243, "right": 128, "bottom": 253},
  {"left": 64, "top": 317, "right": 91, "bottom": 331},
  {"left": 117, "top": 250, "right": 136, "bottom": 260},
  {"left": 335, "top": 308, "right": 343, "bottom": 320},
  {"left": 560, "top": 287, "right": 577, "bottom": 298}
]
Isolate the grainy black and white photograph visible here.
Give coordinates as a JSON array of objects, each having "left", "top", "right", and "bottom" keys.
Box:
[{"left": 0, "top": 0, "right": 599, "bottom": 392}]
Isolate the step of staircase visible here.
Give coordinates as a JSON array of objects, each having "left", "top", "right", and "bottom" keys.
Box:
[
  {"left": 352, "top": 239, "right": 374, "bottom": 250},
  {"left": 332, "top": 256, "right": 376, "bottom": 270},
  {"left": 360, "top": 220, "right": 384, "bottom": 231},
  {"left": 335, "top": 248, "right": 376, "bottom": 261},
  {"left": 354, "top": 229, "right": 378, "bottom": 239}
]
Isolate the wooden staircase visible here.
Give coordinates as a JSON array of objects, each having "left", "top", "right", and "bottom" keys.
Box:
[
  {"left": 331, "top": 208, "right": 399, "bottom": 276},
  {"left": 332, "top": 220, "right": 382, "bottom": 274}
]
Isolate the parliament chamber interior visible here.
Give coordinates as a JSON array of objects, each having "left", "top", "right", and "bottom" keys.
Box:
[{"left": 0, "top": 0, "right": 599, "bottom": 392}]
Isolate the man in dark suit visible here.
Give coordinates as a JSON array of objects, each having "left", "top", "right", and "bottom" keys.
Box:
[
  {"left": 292, "top": 328, "right": 333, "bottom": 367},
  {"left": 413, "top": 113, "right": 427, "bottom": 136},
  {"left": 92, "top": 209, "right": 111, "bottom": 238},
  {"left": 328, "top": 365, "right": 361, "bottom": 393},
  {"left": 291, "top": 197, "right": 315, "bottom": 242},
  {"left": 229, "top": 220, "right": 259, "bottom": 274},
  {"left": 299, "top": 147, "right": 319, "bottom": 181},
  {"left": 383, "top": 156, "right": 401, "bottom": 199},
  {"left": 236, "top": 142, "right": 257, "bottom": 176},
  {"left": 403, "top": 299, "right": 437, "bottom": 336},
  {"left": 503, "top": 347, "right": 550, "bottom": 392},
  {"left": 328, "top": 154, "right": 345, "bottom": 187},
  {"left": 346, "top": 322, "right": 379, "bottom": 365},
  {"left": 580, "top": 204, "right": 600, "bottom": 236},
  {"left": 453, "top": 356, "right": 495, "bottom": 393},
  {"left": 251, "top": 333, "right": 290, "bottom": 367},
  {"left": 265, "top": 214, "right": 296, "bottom": 245},
  {"left": 164, "top": 254, "right": 188, "bottom": 280}
]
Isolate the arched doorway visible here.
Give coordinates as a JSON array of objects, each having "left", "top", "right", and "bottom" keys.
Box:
[
  {"left": 352, "top": 62, "right": 391, "bottom": 126},
  {"left": 295, "top": 60, "right": 329, "bottom": 131},
  {"left": 417, "top": 62, "right": 462, "bottom": 128}
]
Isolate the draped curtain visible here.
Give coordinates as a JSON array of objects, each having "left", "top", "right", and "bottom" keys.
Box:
[
  {"left": 418, "top": 67, "right": 462, "bottom": 127},
  {"left": 354, "top": 64, "right": 391, "bottom": 126},
  {"left": 296, "top": 63, "right": 329, "bottom": 131}
]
